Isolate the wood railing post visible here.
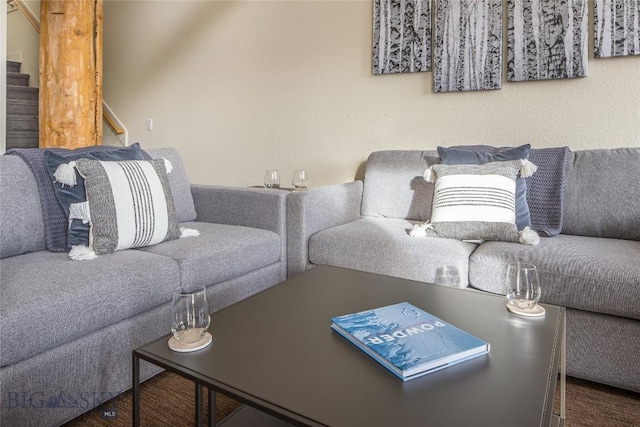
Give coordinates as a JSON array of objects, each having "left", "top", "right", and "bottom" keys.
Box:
[{"left": 39, "top": 0, "right": 103, "bottom": 148}]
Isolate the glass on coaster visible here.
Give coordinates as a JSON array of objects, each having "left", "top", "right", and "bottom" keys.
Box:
[
  {"left": 505, "top": 262, "right": 545, "bottom": 317},
  {"left": 169, "top": 285, "right": 212, "bottom": 352}
]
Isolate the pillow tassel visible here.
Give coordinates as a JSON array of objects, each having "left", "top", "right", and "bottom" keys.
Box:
[
  {"left": 69, "top": 245, "right": 98, "bottom": 261},
  {"left": 423, "top": 166, "right": 435, "bottom": 183},
  {"left": 180, "top": 227, "right": 200, "bottom": 238},
  {"left": 53, "top": 161, "right": 78, "bottom": 187},
  {"left": 518, "top": 227, "right": 540, "bottom": 245},
  {"left": 409, "top": 222, "right": 436, "bottom": 238},
  {"left": 163, "top": 158, "right": 174, "bottom": 174},
  {"left": 519, "top": 159, "right": 538, "bottom": 178},
  {"left": 69, "top": 202, "right": 91, "bottom": 224},
  {"left": 409, "top": 223, "right": 428, "bottom": 238}
]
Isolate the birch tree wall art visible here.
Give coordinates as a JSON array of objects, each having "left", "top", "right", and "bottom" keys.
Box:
[
  {"left": 433, "top": 0, "right": 503, "bottom": 92},
  {"left": 507, "top": 0, "right": 588, "bottom": 82},
  {"left": 594, "top": 0, "right": 640, "bottom": 57},
  {"left": 373, "top": 0, "right": 431, "bottom": 74}
]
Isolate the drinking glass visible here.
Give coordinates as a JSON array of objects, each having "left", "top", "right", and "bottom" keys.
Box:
[
  {"left": 434, "top": 265, "right": 461, "bottom": 288},
  {"left": 171, "top": 285, "right": 210, "bottom": 344},
  {"left": 292, "top": 169, "right": 309, "bottom": 191},
  {"left": 264, "top": 170, "right": 280, "bottom": 189},
  {"left": 505, "top": 262, "right": 541, "bottom": 310}
]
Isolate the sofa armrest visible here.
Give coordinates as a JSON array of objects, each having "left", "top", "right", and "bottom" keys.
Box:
[
  {"left": 286, "top": 181, "right": 364, "bottom": 277},
  {"left": 191, "top": 185, "right": 288, "bottom": 278},
  {"left": 191, "top": 185, "right": 287, "bottom": 232}
]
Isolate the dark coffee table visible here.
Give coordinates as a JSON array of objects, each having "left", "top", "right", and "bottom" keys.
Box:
[{"left": 133, "top": 266, "right": 565, "bottom": 427}]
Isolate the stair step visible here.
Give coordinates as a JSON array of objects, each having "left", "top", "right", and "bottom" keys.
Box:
[
  {"left": 7, "top": 115, "right": 39, "bottom": 132},
  {"left": 7, "top": 99, "right": 38, "bottom": 116},
  {"left": 7, "top": 60, "right": 21, "bottom": 73},
  {"left": 6, "top": 131, "right": 39, "bottom": 150},
  {"left": 7, "top": 72, "right": 30, "bottom": 87},
  {"left": 7, "top": 85, "right": 39, "bottom": 101},
  {"left": 5, "top": 62, "right": 39, "bottom": 150}
]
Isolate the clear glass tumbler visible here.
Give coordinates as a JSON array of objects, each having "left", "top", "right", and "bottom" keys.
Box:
[
  {"left": 264, "top": 170, "right": 280, "bottom": 189},
  {"left": 505, "top": 262, "right": 541, "bottom": 310},
  {"left": 171, "top": 285, "right": 210, "bottom": 344},
  {"left": 292, "top": 169, "right": 309, "bottom": 191}
]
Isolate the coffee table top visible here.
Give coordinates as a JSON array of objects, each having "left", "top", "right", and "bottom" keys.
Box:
[{"left": 136, "top": 266, "right": 565, "bottom": 427}]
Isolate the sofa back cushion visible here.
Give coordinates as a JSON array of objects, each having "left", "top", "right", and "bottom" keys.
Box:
[
  {"left": 0, "top": 156, "right": 47, "bottom": 258},
  {"left": 0, "top": 147, "right": 196, "bottom": 259},
  {"left": 562, "top": 148, "right": 640, "bottom": 240},
  {"left": 361, "top": 150, "right": 440, "bottom": 221},
  {"left": 145, "top": 147, "right": 197, "bottom": 223}
]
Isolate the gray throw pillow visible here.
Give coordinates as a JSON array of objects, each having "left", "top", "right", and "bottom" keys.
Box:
[
  {"left": 438, "top": 144, "right": 532, "bottom": 230},
  {"left": 74, "top": 158, "right": 181, "bottom": 256}
]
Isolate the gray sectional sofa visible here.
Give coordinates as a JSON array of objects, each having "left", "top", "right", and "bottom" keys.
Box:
[
  {"left": 287, "top": 147, "right": 640, "bottom": 393},
  {"left": 0, "top": 147, "right": 288, "bottom": 427}
]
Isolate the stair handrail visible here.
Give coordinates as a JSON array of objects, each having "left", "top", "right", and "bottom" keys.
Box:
[
  {"left": 12, "top": 0, "right": 125, "bottom": 137},
  {"left": 13, "top": 0, "right": 39, "bottom": 33},
  {"left": 103, "top": 101, "right": 127, "bottom": 142},
  {"left": 102, "top": 107, "right": 125, "bottom": 136}
]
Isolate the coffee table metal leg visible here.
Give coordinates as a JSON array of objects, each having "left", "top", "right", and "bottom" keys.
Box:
[
  {"left": 132, "top": 353, "right": 140, "bottom": 427},
  {"left": 196, "top": 384, "right": 203, "bottom": 426},
  {"left": 552, "top": 312, "right": 567, "bottom": 427},
  {"left": 208, "top": 388, "right": 216, "bottom": 427},
  {"left": 560, "top": 317, "right": 566, "bottom": 425}
]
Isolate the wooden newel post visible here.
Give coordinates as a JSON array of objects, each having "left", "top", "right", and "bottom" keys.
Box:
[{"left": 39, "top": 0, "right": 103, "bottom": 149}]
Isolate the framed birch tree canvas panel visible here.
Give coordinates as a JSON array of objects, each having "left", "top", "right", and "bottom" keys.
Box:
[
  {"left": 594, "top": 0, "right": 640, "bottom": 57},
  {"left": 373, "top": 0, "right": 431, "bottom": 74},
  {"left": 433, "top": 0, "right": 503, "bottom": 92},
  {"left": 507, "top": 0, "right": 588, "bottom": 82}
]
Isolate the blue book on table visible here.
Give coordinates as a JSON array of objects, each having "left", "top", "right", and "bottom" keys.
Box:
[{"left": 331, "top": 302, "right": 490, "bottom": 381}]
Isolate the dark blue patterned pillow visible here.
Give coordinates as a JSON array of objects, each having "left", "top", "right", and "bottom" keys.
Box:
[
  {"left": 438, "top": 144, "right": 532, "bottom": 230},
  {"left": 44, "top": 143, "right": 145, "bottom": 250}
]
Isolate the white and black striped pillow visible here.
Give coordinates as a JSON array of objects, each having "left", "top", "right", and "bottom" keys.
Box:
[
  {"left": 422, "top": 161, "right": 525, "bottom": 242},
  {"left": 75, "top": 158, "right": 181, "bottom": 255}
]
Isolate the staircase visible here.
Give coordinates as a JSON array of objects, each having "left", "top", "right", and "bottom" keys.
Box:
[{"left": 6, "top": 60, "right": 39, "bottom": 149}]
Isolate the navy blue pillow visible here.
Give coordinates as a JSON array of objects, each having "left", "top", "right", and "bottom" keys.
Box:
[
  {"left": 44, "top": 143, "right": 146, "bottom": 250},
  {"left": 437, "top": 144, "right": 532, "bottom": 230}
]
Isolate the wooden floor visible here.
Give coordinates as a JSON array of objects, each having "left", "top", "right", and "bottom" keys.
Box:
[{"left": 63, "top": 371, "right": 640, "bottom": 427}]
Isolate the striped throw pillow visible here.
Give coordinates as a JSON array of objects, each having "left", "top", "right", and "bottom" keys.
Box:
[
  {"left": 418, "top": 160, "right": 536, "bottom": 242},
  {"left": 75, "top": 158, "right": 181, "bottom": 255}
]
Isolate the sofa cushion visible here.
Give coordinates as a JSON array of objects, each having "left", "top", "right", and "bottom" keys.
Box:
[
  {"left": 75, "top": 158, "right": 181, "bottom": 255},
  {"left": 438, "top": 144, "right": 532, "bottom": 229},
  {"left": 137, "top": 221, "right": 281, "bottom": 288},
  {"left": 0, "top": 250, "right": 180, "bottom": 367},
  {"left": 43, "top": 143, "right": 146, "bottom": 250},
  {"left": 361, "top": 150, "right": 440, "bottom": 221},
  {"left": 309, "top": 217, "right": 478, "bottom": 288},
  {"left": 0, "top": 156, "right": 46, "bottom": 258},
  {"left": 562, "top": 148, "right": 640, "bottom": 241},
  {"left": 146, "top": 148, "right": 197, "bottom": 223},
  {"left": 468, "top": 235, "right": 640, "bottom": 320}
]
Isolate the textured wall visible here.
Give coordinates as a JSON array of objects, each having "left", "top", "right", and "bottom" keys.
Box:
[{"left": 103, "top": 1, "right": 640, "bottom": 188}]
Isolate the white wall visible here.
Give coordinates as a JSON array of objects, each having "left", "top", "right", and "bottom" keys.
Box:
[
  {"left": 7, "top": 0, "right": 40, "bottom": 88},
  {"left": 103, "top": 1, "right": 640, "bottom": 188}
]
